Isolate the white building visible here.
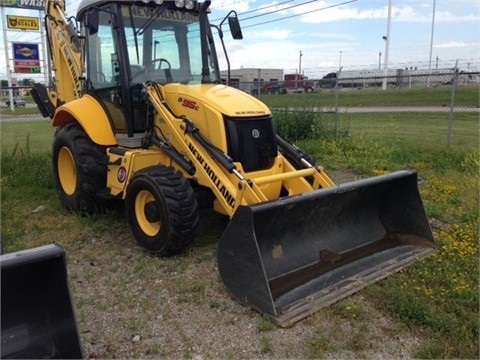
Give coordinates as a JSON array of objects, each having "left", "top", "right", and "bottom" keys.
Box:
[{"left": 220, "top": 68, "right": 283, "bottom": 93}]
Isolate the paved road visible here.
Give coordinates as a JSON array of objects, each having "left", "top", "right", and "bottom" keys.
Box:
[{"left": 284, "top": 106, "right": 480, "bottom": 113}]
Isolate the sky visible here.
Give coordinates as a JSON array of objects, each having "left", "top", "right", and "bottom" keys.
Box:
[{"left": 1, "top": 0, "right": 479, "bottom": 81}]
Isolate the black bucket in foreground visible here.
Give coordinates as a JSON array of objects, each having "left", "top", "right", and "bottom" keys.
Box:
[
  {"left": 217, "top": 170, "right": 436, "bottom": 327},
  {"left": 1, "top": 243, "right": 83, "bottom": 359}
]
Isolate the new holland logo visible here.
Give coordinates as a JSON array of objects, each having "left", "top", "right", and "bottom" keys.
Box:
[{"left": 7, "top": 15, "right": 39, "bottom": 30}]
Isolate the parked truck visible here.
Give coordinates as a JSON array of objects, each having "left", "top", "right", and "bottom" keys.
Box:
[{"left": 284, "top": 73, "right": 316, "bottom": 93}]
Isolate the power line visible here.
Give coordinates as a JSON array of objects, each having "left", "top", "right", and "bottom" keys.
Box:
[
  {"left": 241, "top": 0, "right": 330, "bottom": 21},
  {"left": 238, "top": 0, "right": 357, "bottom": 29},
  {"left": 210, "top": 0, "right": 294, "bottom": 22}
]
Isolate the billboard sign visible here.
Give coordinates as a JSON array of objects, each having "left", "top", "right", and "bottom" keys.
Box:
[
  {"left": 0, "top": 0, "right": 44, "bottom": 10},
  {"left": 7, "top": 15, "right": 40, "bottom": 30},
  {"left": 12, "top": 42, "right": 41, "bottom": 73},
  {"left": 13, "top": 42, "right": 39, "bottom": 61},
  {"left": 14, "top": 61, "right": 41, "bottom": 73}
]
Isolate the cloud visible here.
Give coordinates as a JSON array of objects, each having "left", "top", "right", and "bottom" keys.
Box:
[
  {"left": 310, "top": 31, "right": 356, "bottom": 41},
  {"left": 210, "top": 0, "right": 254, "bottom": 13},
  {"left": 434, "top": 41, "right": 476, "bottom": 49},
  {"left": 254, "top": 28, "right": 291, "bottom": 40},
  {"left": 293, "top": 3, "right": 479, "bottom": 24}
]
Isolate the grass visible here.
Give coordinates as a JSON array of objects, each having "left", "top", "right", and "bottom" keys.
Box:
[
  {"left": 260, "top": 84, "right": 479, "bottom": 108},
  {"left": 345, "top": 112, "right": 479, "bottom": 147},
  {"left": 2, "top": 138, "right": 478, "bottom": 358},
  {"left": 1, "top": 87, "right": 479, "bottom": 358},
  {"left": 1, "top": 119, "right": 54, "bottom": 155},
  {"left": 272, "top": 110, "right": 479, "bottom": 148},
  {"left": 1, "top": 112, "right": 477, "bottom": 156},
  {"left": 305, "top": 139, "right": 479, "bottom": 358}
]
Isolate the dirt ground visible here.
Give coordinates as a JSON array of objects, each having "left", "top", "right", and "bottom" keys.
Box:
[{"left": 67, "top": 201, "right": 423, "bottom": 359}]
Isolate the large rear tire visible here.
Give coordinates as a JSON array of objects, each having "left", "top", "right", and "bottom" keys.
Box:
[
  {"left": 125, "top": 166, "right": 199, "bottom": 256},
  {"left": 52, "top": 122, "right": 108, "bottom": 213}
]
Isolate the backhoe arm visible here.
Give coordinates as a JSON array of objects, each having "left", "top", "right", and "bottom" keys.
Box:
[{"left": 44, "top": 0, "right": 84, "bottom": 106}]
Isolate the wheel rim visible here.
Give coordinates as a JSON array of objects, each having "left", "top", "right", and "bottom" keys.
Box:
[
  {"left": 135, "top": 190, "right": 161, "bottom": 237},
  {"left": 58, "top": 147, "right": 77, "bottom": 195}
]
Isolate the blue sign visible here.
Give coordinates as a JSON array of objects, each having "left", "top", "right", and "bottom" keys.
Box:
[{"left": 12, "top": 42, "right": 40, "bottom": 61}]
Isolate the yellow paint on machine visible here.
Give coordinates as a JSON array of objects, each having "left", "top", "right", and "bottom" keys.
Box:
[{"left": 53, "top": 95, "right": 117, "bottom": 146}]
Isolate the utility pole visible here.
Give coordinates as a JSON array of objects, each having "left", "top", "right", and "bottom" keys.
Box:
[
  {"left": 427, "top": 0, "right": 436, "bottom": 87},
  {"left": 298, "top": 51, "right": 303, "bottom": 90},
  {"left": 378, "top": 51, "right": 382, "bottom": 70},
  {"left": 382, "top": 0, "right": 392, "bottom": 90},
  {"left": 298, "top": 50, "right": 303, "bottom": 75}
]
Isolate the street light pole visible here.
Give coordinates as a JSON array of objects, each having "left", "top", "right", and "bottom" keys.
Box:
[
  {"left": 378, "top": 51, "right": 382, "bottom": 70},
  {"left": 339, "top": 50, "right": 342, "bottom": 70}
]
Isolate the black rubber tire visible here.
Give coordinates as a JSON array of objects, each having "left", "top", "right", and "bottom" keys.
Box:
[
  {"left": 52, "top": 122, "right": 108, "bottom": 213},
  {"left": 125, "top": 166, "right": 199, "bottom": 256}
]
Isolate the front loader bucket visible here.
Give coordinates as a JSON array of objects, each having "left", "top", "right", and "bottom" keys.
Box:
[
  {"left": 217, "top": 170, "right": 436, "bottom": 327},
  {"left": 1, "top": 244, "right": 83, "bottom": 359}
]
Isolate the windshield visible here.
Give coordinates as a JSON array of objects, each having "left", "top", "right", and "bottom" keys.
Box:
[{"left": 121, "top": 4, "right": 218, "bottom": 85}]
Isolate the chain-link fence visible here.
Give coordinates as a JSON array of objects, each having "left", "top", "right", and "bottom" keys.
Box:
[
  {"left": 247, "top": 69, "right": 479, "bottom": 148},
  {"left": 1, "top": 70, "right": 478, "bottom": 156}
]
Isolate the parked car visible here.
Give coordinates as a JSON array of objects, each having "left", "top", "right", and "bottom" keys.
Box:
[
  {"left": 5, "top": 98, "right": 26, "bottom": 107},
  {"left": 318, "top": 72, "right": 337, "bottom": 88}
]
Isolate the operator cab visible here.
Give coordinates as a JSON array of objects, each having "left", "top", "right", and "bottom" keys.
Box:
[{"left": 77, "top": 0, "right": 220, "bottom": 146}]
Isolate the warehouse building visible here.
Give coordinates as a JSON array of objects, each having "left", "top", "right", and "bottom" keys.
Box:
[{"left": 220, "top": 68, "right": 283, "bottom": 94}]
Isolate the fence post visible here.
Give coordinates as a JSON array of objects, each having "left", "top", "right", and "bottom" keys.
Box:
[
  {"left": 447, "top": 60, "right": 459, "bottom": 146},
  {"left": 334, "top": 67, "right": 343, "bottom": 137}
]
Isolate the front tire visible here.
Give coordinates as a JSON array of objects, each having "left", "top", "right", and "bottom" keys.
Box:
[
  {"left": 52, "top": 122, "right": 108, "bottom": 213},
  {"left": 125, "top": 166, "right": 199, "bottom": 256}
]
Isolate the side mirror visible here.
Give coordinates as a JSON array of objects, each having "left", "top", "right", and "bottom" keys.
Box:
[
  {"left": 228, "top": 16, "right": 243, "bottom": 40},
  {"left": 86, "top": 10, "right": 99, "bottom": 35}
]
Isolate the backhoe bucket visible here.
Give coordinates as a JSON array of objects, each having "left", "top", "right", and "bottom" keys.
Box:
[
  {"left": 217, "top": 170, "right": 436, "bottom": 327},
  {"left": 1, "top": 244, "right": 83, "bottom": 359}
]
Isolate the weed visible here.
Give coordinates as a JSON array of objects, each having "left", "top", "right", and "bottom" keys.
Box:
[
  {"left": 147, "top": 343, "right": 165, "bottom": 357},
  {"left": 305, "top": 331, "right": 333, "bottom": 358},
  {"left": 259, "top": 335, "right": 272, "bottom": 354},
  {"left": 256, "top": 315, "right": 276, "bottom": 332},
  {"left": 273, "top": 109, "right": 316, "bottom": 140},
  {"left": 346, "top": 323, "right": 372, "bottom": 351},
  {"left": 331, "top": 301, "right": 367, "bottom": 321}
]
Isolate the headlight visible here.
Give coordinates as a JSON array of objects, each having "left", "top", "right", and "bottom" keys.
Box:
[
  {"left": 154, "top": 0, "right": 163, "bottom": 4},
  {"left": 175, "top": 0, "right": 184, "bottom": 7},
  {"left": 185, "top": 0, "right": 195, "bottom": 9}
]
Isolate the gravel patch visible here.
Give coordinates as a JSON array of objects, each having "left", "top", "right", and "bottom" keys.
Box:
[{"left": 65, "top": 209, "right": 423, "bottom": 359}]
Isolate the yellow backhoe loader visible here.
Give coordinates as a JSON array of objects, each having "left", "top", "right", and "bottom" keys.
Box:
[{"left": 21, "top": 0, "right": 435, "bottom": 335}]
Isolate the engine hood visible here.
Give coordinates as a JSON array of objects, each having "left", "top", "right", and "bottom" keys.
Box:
[{"left": 162, "top": 83, "right": 271, "bottom": 118}]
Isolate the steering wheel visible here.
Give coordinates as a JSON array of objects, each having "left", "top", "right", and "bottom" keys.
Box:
[
  {"left": 131, "top": 58, "right": 172, "bottom": 83},
  {"left": 96, "top": 72, "right": 106, "bottom": 82},
  {"left": 150, "top": 58, "right": 171, "bottom": 71}
]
